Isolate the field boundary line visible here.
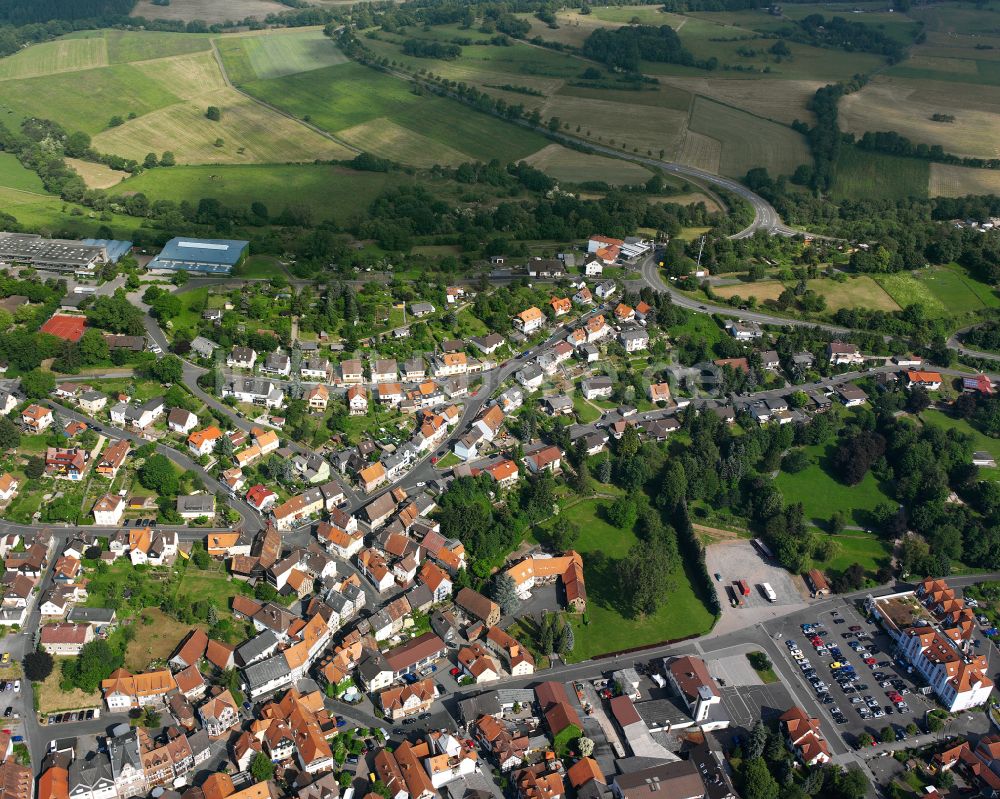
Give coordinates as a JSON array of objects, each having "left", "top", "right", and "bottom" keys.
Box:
[{"left": 207, "top": 37, "right": 361, "bottom": 155}]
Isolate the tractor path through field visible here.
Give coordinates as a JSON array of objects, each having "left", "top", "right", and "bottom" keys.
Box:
[{"left": 208, "top": 37, "right": 360, "bottom": 155}]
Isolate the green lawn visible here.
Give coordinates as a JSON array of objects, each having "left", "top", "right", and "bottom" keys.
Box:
[
  {"left": 831, "top": 146, "right": 929, "bottom": 201},
  {"left": 916, "top": 264, "right": 1000, "bottom": 312},
  {"left": 572, "top": 393, "right": 602, "bottom": 423},
  {"left": 921, "top": 408, "right": 1000, "bottom": 461},
  {"left": 174, "top": 562, "right": 245, "bottom": 607},
  {"left": 812, "top": 532, "right": 891, "bottom": 579},
  {"left": 874, "top": 273, "right": 949, "bottom": 317},
  {"left": 239, "top": 255, "right": 287, "bottom": 280},
  {"left": 539, "top": 499, "right": 715, "bottom": 661},
  {"left": 774, "top": 442, "right": 895, "bottom": 527}
]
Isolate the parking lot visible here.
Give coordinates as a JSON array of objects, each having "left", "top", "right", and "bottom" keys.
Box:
[
  {"left": 705, "top": 541, "right": 809, "bottom": 634},
  {"left": 767, "top": 600, "right": 936, "bottom": 748}
]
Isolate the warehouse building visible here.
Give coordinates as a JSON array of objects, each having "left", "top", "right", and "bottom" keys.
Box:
[
  {"left": 147, "top": 237, "right": 249, "bottom": 275},
  {"left": 0, "top": 233, "right": 130, "bottom": 274}
]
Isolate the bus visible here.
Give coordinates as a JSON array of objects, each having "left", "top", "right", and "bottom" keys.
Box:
[
  {"left": 752, "top": 538, "right": 774, "bottom": 559},
  {"left": 761, "top": 582, "right": 777, "bottom": 602}
]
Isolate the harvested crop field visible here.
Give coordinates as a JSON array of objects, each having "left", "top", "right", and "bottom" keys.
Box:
[
  {"left": 0, "top": 37, "right": 107, "bottom": 79},
  {"left": 929, "top": 164, "right": 1000, "bottom": 197},
  {"left": 688, "top": 97, "right": 810, "bottom": 177},
  {"left": 659, "top": 76, "right": 822, "bottom": 124},
  {"left": 133, "top": 51, "right": 227, "bottom": 97},
  {"left": 650, "top": 192, "right": 723, "bottom": 212},
  {"left": 131, "top": 0, "right": 288, "bottom": 23},
  {"left": 677, "top": 130, "right": 721, "bottom": 174},
  {"left": 524, "top": 144, "right": 654, "bottom": 185},
  {"left": 840, "top": 77, "right": 1000, "bottom": 160},
  {"left": 65, "top": 158, "right": 129, "bottom": 189},
  {"left": 92, "top": 87, "right": 353, "bottom": 164},
  {"left": 541, "top": 95, "right": 689, "bottom": 159}
]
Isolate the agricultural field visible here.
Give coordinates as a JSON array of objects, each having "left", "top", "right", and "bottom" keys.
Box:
[
  {"left": 131, "top": 0, "right": 288, "bottom": 24},
  {"left": 930, "top": 164, "right": 1000, "bottom": 198},
  {"left": 240, "top": 62, "right": 548, "bottom": 165},
  {"left": 93, "top": 87, "right": 352, "bottom": 165},
  {"left": 96, "top": 29, "right": 213, "bottom": 63},
  {"left": 840, "top": 77, "right": 1000, "bottom": 160},
  {"left": 658, "top": 76, "right": 821, "bottom": 125},
  {"left": 831, "top": 147, "right": 929, "bottom": 202},
  {"left": 687, "top": 97, "right": 811, "bottom": 178},
  {"left": 64, "top": 158, "right": 129, "bottom": 189},
  {"left": 0, "top": 63, "right": 180, "bottom": 134},
  {"left": 0, "top": 36, "right": 107, "bottom": 79},
  {"left": 0, "top": 184, "right": 136, "bottom": 239},
  {"left": 215, "top": 28, "right": 348, "bottom": 83}
]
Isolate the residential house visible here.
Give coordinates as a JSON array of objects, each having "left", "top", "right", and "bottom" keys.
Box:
[
  {"left": 93, "top": 494, "right": 125, "bottom": 526},
  {"left": 648, "top": 383, "right": 672, "bottom": 404},
  {"left": 0, "top": 474, "right": 17, "bottom": 503},
  {"left": 40, "top": 622, "right": 93, "bottom": 655},
  {"left": 372, "top": 359, "right": 398, "bottom": 384},
  {"left": 549, "top": 297, "right": 571, "bottom": 318},
  {"left": 907, "top": 370, "right": 943, "bottom": 391},
  {"left": 573, "top": 287, "right": 593, "bottom": 306},
  {"left": 46, "top": 447, "right": 87, "bottom": 480},
  {"left": 340, "top": 359, "right": 364, "bottom": 384},
  {"left": 306, "top": 384, "right": 329, "bottom": 411},
  {"left": 838, "top": 384, "right": 868, "bottom": 407},
  {"left": 176, "top": 494, "right": 215, "bottom": 521},
  {"left": 725, "top": 320, "right": 762, "bottom": 341},
  {"left": 261, "top": 351, "right": 291, "bottom": 377},
  {"left": 78, "top": 391, "right": 107, "bottom": 414},
  {"left": 246, "top": 485, "right": 277, "bottom": 513},
  {"left": 580, "top": 376, "right": 612, "bottom": 400},
  {"left": 456, "top": 587, "right": 501, "bottom": 627},
  {"left": 272, "top": 489, "right": 324, "bottom": 531},
  {"left": 301, "top": 358, "right": 332, "bottom": 381},
  {"left": 379, "top": 679, "right": 436, "bottom": 720},
  {"left": 516, "top": 364, "right": 544, "bottom": 391},
  {"left": 523, "top": 444, "right": 562, "bottom": 475},
  {"left": 199, "top": 688, "right": 240, "bottom": 738},
  {"left": 619, "top": 328, "right": 648, "bottom": 353},
  {"left": 471, "top": 333, "right": 505, "bottom": 355},
  {"left": 101, "top": 668, "right": 176, "bottom": 710},
  {"left": 227, "top": 347, "right": 257, "bottom": 370},
  {"left": 347, "top": 386, "right": 368, "bottom": 416},
  {"left": 486, "top": 459, "right": 520, "bottom": 490},
  {"left": 828, "top": 341, "right": 864, "bottom": 365},
  {"left": 779, "top": 707, "right": 831, "bottom": 766},
  {"left": 514, "top": 307, "right": 544, "bottom": 335},
  {"left": 22, "top": 404, "right": 53, "bottom": 432},
  {"left": 223, "top": 379, "right": 284, "bottom": 408},
  {"left": 187, "top": 426, "right": 223, "bottom": 457},
  {"left": 595, "top": 281, "right": 616, "bottom": 301}
]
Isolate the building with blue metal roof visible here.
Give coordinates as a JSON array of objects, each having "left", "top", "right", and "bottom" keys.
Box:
[
  {"left": 81, "top": 239, "right": 133, "bottom": 263},
  {"left": 147, "top": 237, "right": 248, "bottom": 275}
]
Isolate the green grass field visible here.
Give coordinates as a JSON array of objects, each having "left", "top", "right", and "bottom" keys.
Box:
[
  {"left": 111, "top": 163, "right": 413, "bottom": 223},
  {"left": 774, "top": 442, "right": 895, "bottom": 527},
  {"left": 874, "top": 273, "right": 949, "bottom": 316},
  {"left": 538, "top": 499, "right": 714, "bottom": 660},
  {"left": 913, "top": 264, "right": 1000, "bottom": 313},
  {"left": 241, "top": 62, "right": 547, "bottom": 165},
  {"left": 103, "top": 30, "right": 212, "bottom": 63},
  {"left": 813, "top": 532, "right": 891, "bottom": 576},
  {"left": 0, "top": 64, "right": 180, "bottom": 135},
  {"left": 217, "top": 29, "right": 347, "bottom": 82},
  {"left": 831, "top": 146, "right": 930, "bottom": 201},
  {"left": 0, "top": 153, "right": 48, "bottom": 194}
]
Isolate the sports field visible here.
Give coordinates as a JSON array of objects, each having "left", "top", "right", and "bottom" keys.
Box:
[
  {"left": 216, "top": 28, "right": 347, "bottom": 83},
  {"left": 524, "top": 144, "right": 654, "bottom": 185},
  {"left": 876, "top": 265, "right": 1000, "bottom": 315},
  {"left": 111, "top": 164, "right": 417, "bottom": 222},
  {"left": 687, "top": 97, "right": 811, "bottom": 177}
]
